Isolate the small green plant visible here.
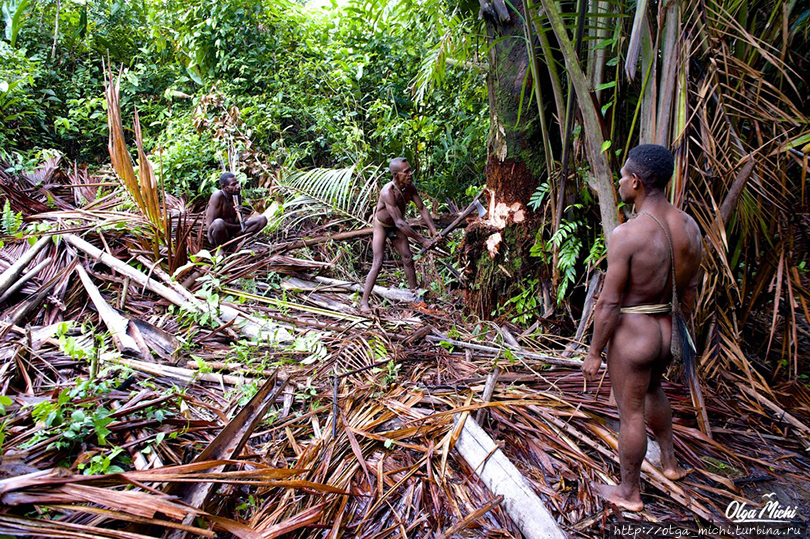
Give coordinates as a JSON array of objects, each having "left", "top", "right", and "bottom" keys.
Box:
[
  {"left": 528, "top": 181, "right": 549, "bottom": 211},
  {"left": 78, "top": 447, "right": 126, "bottom": 475},
  {"left": 0, "top": 395, "right": 11, "bottom": 415},
  {"left": 226, "top": 381, "right": 260, "bottom": 407},
  {"left": 29, "top": 384, "right": 115, "bottom": 450},
  {"left": 184, "top": 250, "right": 228, "bottom": 327},
  {"left": 1, "top": 199, "right": 22, "bottom": 236},
  {"left": 497, "top": 278, "right": 540, "bottom": 325},
  {"left": 292, "top": 332, "right": 328, "bottom": 365},
  {"left": 236, "top": 494, "right": 260, "bottom": 517},
  {"left": 384, "top": 359, "right": 401, "bottom": 385}
]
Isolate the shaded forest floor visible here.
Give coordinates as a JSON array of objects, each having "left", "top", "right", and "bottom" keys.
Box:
[{"left": 1, "top": 160, "right": 809, "bottom": 538}]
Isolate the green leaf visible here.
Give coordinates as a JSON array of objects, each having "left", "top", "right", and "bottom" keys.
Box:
[
  {"left": 601, "top": 140, "right": 612, "bottom": 153},
  {"left": 595, "top": 81, "right": 616, "bottom": 91}
]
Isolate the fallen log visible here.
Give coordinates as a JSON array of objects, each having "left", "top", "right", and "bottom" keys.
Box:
[
  {"left": 117, "top": 357, "right": 251, "bottom": 386},
  {"left": 0, "top": 257, "right": 51, "bottom": 304},
  {"left": 284, "top": 275, "right": 418, "bottom": 303},
  {"left": 453, "top": 415, "right": 567, "bottom": 539},
  {"left": 64, "top": 234, "right": 292, "bottom": 342},
  {"left": 76, "top": 264, "right": 143, "bottom": 356},
  {"left": 0, "top": 237, "right": 50, "bottom": 298},
  {"left": 2, "top": 259, "right": 76, "bottom": 327}
]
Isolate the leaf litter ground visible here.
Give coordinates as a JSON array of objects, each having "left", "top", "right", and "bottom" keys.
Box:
[{"left": 1, "top": 159, "right": 809, "bottom": 538}]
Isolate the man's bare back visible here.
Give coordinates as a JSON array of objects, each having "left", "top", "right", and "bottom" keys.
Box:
[{"left": 583, "top": 145, "right": 702, "bottom": 512}]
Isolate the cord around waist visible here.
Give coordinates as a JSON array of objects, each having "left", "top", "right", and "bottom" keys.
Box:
[{"left": 619, "top": 303, "right": 672, "bottom": 314}]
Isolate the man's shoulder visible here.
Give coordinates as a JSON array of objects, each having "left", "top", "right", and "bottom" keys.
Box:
[
  {"left": 677, "top": 208, "right": 700, "bottom": 234},
  {"left": 210, "top": 189, "right": 224, "bottom": 202},
  {"left": 610, "top": 219, "right": 646, "bottom": 241},
  {"left": 609, "top": 218, "right": 656, "bottom": 255}
]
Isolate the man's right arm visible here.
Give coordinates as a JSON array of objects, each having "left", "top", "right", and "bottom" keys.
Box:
[
  {"left": 383, "top": 191, "right": 429, "bottom": 246},
  {"left": 583, "top": 225, "right": 633, "bottom": 381},
  {"left": 205, "top": 191, "right": 220, "bottom": 229}
]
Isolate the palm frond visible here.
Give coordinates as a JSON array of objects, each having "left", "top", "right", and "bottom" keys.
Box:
[
  {"left": 411, "top": 10, "right": 484, "bottom": 103},
  {"left": 277, "top": 165, "right": 381, "bottom": 230}
]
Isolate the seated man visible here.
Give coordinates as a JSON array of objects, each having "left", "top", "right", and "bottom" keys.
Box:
[
  {"left": 360, "top": 157, "right": 438, "bottom": 313},
  {"left": 205, "top": 172, "right": 267, "bottom": 249}
]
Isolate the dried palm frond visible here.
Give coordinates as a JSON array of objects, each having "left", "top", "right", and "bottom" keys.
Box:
[{"left": 103, "top": 62, "right": 167, "bottom": 253}]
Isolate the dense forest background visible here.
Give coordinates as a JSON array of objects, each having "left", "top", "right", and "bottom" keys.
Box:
[
  {"left": 1, "top": 0, "right": 809, "bottom": 396},
  {"left": 0, "top": 0, "right": 488, "bottom": 202}
]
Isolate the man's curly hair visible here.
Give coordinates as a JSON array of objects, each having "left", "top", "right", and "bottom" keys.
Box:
[{"left": 625, "top": 144, "right": 674, "bottom": 191}]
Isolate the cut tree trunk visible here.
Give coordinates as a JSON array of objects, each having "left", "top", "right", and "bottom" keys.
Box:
[{"left": 463, "top": 0, "right": 547, "bottom": 319}]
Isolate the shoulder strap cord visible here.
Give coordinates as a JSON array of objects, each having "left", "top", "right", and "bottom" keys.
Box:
[{"left": 638, "top": 211, "right": 680, "bottom": 316}]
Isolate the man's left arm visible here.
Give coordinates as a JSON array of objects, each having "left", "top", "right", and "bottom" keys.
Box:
[
  {"left": 412, "top": 192, "right": 438, "bottom": 237},
  {"left": 682, "top": 230, "right": 703, "bottom": 325}
]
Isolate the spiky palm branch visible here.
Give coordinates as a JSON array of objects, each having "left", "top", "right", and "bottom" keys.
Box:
[{"left": 277, "top": 165, "right": 382, "bottom": 230}]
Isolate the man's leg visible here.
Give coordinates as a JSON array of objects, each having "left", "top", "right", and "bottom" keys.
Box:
[
  {"left": 244, "top": 215, "right": 267, "bottom": 234},
  {"left": 360, "top": 224, "right": 387, "bottom": 312},
  {"left": 595, "top": 314, "right": 660, "bottom": 512},
  {"left": 208, "top": 218, "right": 229, "bottom": 248},
  {"left": 646, "top": 368, "right": 689, "bottom": 480},
  {"left": 392, "top": 231, "right": 417, "bottom": 289}
]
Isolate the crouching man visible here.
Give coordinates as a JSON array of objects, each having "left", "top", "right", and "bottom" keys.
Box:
[{"left": 205, "top": 172, "right": 267, "bottom": 249}]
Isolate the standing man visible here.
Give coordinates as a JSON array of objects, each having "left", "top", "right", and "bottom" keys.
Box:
[
  {"left": 359, "top": 157, "right": 438, "bottom": 313},
  {"left": 206, "top": 172, "right": 267, "bottom": 249},
  {"left": 582, "top": 145, "right": 703, "bottom": 512}
]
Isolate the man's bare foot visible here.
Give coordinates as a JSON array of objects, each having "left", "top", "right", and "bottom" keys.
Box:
[
  {"left": 359, "top": 303, "right": 371, "bottom": 314},
  {"left": 595, "top": 483, "right": 644, "bottom": 512},
  {"left": 661, "top": 465, "right": 691, "bottom": 481}
]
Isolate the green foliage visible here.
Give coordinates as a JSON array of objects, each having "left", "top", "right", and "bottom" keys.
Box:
[
  {"left": 28, "top": 380, "right": 115, "bottom": 451},
  {"left": 0, "top": 0, "right": 487, "bottom": 202},
  {"left": 1, "top": 199, "right": 23, "bottom": 236},
  {"left": 0, "top": 42, "right": 39, "bottom": 147},
  {"left": 279, "top": 166, "right": 379, "bottom": 228},
  {"left": 1, "top": 0, "right": 32, "bottom": 47},
  {"left": 152, "top": 113, "right": 220, "bottom": 201},
  {"left": 497, "top": 278, "right": 540, "bottom": 324},
  {"left": 185, "top": 250, "right": 227, "bottom": 327},
  {"left": 292, "top": 332, "right": 328, "bottom": 365},
  {"left": 0, "top": 395, "right": 11, "bottom": 415},
  {"left": 528, "top": 181, "right": 549, "bottom": 211},
  {"left": 78, "top": 446, "right": 126, "bottom": 475}
]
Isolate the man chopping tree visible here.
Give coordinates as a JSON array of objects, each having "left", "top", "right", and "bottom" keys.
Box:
[
  {"left": 582, "top": 144, "right": 703, "bottom": 512},
  {"left": 206, "top": 172, "right": 267, "bottom": 250},
  {"left": 360, "top": 157, "right": 438, "bottom": 313}
]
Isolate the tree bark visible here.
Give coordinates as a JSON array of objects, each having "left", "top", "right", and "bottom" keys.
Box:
[{"left": 462, "top": 0, "right": 547, "bottom": 318}]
